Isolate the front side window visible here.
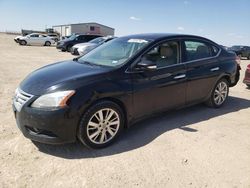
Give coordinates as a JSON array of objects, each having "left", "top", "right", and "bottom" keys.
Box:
[
  {"left": 142, "top": 41, "right": 179, "bottom": 68},
  {"left": 184, "top": 41, "right": 212, "bottom": 61},
  {"left": 30, "top": 34, "right": 39, "bottom": 38},
  {"left": 78, "top": 38, "right": 150, "bottom": 67}
]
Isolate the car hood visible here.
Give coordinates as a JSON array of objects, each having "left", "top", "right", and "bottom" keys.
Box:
[
  {"left": 20, "top": 60, "right": 110, "bottom": 95},
  {"left": 73, "top": 42, "right": 95, "bottom": 48},
  {"left": 19, "top": 36, "right": 27, "bottom": 40},
  {"left": 15, "top": 36, "right": 22, "bottom": 39}
]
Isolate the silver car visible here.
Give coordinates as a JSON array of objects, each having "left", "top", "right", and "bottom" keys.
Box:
[
  {"left": 71, "top": 36, "right": 116, "bottom": 55},
  {"left": 18, "top": 33, "right": 55, "bottom": 46}
]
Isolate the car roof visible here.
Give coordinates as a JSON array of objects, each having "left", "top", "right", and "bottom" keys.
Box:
[{"left": 119, "top": 33, "right": 217, "bottom": 44}]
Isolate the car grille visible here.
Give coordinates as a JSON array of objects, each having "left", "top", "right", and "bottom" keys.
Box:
[{"left": 13, "top": 88, "right": 33, "bottom": 112}]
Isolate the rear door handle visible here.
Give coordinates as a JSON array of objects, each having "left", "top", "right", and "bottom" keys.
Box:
[
  {"left": 174, "top": 74, "right": 186, "bottom": 79},
  {"left": 210, "top": 67, "right": 220, "bottom": 72}
]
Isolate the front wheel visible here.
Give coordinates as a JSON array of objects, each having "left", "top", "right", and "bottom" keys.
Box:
[
  {"left": 78, "top": 101, "right": 124, "bottom": 149},
  {"left": 45, "top": 41, "right": 51, "bottom": 46},
  {"left": 205, "top": 78, "right": 229, "bottom": 108},
  {"left": 19, "top": 40, "right": 27, "bottom": 45}
]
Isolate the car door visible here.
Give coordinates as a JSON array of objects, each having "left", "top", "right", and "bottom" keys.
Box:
[
  {"left": 131, "top": 40, "right": 187, "bottom": 119},
  {"left": 182, "top": 39, "right": 221, "bottom": 104},
  {"left": 38, "top": 35, "right": 47, "bottom": 45},
  {"left": 28, "top": 34, "right": 39, "bottom": 45}
]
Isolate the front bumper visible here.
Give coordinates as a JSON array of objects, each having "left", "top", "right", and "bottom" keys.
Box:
[
  {"left": 56, "top": 43, "right": 65, "bottom": 50},
  {"left": 71, "top": 47, "right": 79, "bottom": 55},
  {"left": 13, "top": 102, "right": 78, "bottom": 144}
]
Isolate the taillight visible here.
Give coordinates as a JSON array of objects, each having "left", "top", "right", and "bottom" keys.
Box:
[{"left": 247, "top": 64, "right": 250, "bottom": 70}]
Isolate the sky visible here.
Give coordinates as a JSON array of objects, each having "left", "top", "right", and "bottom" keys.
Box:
[{"left": 0, "top": 0, "right": 249, "bottom": 46}]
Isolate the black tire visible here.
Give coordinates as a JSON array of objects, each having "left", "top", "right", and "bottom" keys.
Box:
[
  {"left": 77, "top": 101, "right": 124, "bottom": 149},
  {"left": 45, "top": 41, "right": 51, "bottom": 46},
  {"left": 66, "top": 45, "right": 72, "bottom": 52},
  {"left": 248, "top": 55, "right": 250, "bottom": 60},
  {"left": 19, "top": 40, "right": 27, "bottom": 45},
  {"left": 205, "top": 78, "right": 229, "bottom": 108}
]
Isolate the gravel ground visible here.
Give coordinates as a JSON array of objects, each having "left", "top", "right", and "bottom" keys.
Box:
[{"left": 0, "top": 34, "right": 250, "bottom": 188}]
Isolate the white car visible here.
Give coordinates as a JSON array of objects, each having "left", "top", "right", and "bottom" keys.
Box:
[{"left": 18, "top": 33, "right": 55, "bottom": 46}]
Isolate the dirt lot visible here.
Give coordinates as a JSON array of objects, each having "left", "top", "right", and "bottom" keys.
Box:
[{"left": 0, "top": 33, "right": 249, "bottom": 188}]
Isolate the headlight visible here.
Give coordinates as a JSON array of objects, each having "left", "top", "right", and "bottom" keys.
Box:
[{"left": 31, "top": 90, "right": 75, "bottom": 108}]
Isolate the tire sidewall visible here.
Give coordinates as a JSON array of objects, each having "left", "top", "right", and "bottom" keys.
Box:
[
  {"left": 45, "top": 41, "right": 51, "bottom": 46},
  {"left": 211, "top": 78, "right": 229, "bottom": 108},
  {"left": 78, "top": 101, "right": 124, "bottom": 149},
  {"left": 20, "top": 40, "right": 27, "bottom": 45}
]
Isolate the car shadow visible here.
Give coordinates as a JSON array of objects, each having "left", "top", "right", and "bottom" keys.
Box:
[{"left": 33, "top": 96, "right": 250, "bottom": 159}]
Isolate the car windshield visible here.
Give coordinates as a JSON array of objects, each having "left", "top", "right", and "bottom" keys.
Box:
[
  {"left": 69, "top": 35, "right": 77, "bottom": 40},
  {"left": 89, "top": 37, "right": 106, "bottom": 44},
  {"left": 78, "top": 38, "right": 150, "bottom": 67}
]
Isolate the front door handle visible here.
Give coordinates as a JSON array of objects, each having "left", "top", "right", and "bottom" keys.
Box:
[
  {"left": 174, "top": 74, "right": 186, "bottom": 79},
  {"left": 210, "top": 67, "right": 220, "bottom": 72}
]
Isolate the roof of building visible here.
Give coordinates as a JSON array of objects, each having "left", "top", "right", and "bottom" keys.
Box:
[{"left": 52, "top": 22, "right": 114, "bottom": 30}]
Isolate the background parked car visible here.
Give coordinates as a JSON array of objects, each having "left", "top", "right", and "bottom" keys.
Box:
[
  {"left": 71, "top": 36, "right": 116, "bottom": 55},
  {"left": 243, "top": 64, "right": 250, "bottom": 87},
  {"left": 47, "top": 33, "right": 60, "bottom": 42},
  {"left": 18, "top": 33, "right": 54, "bottom": 46},
  {"left": 56, "top": 34, "right": 102, "bottom": 52},
  {"left": 229, "top": 45, "right": 250, "bottom": 59}
]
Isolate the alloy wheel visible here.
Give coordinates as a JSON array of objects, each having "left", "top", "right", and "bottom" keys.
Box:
[
  {"left": 213, "top": 81, "right": 228, "bottom": 105},
  {"left": 86, "top": 108, "right": 120, "bottom": 144}
]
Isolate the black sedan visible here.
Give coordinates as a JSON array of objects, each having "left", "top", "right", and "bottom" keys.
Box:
[{"left": 13, "top": 33, "right": 240, "bottom": 148}]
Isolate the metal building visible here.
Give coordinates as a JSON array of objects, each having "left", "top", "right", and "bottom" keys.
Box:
[{"left": 52, "top": 22, "right": 115, "bottom": 37}]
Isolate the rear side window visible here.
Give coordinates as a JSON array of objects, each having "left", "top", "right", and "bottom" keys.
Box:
[{"left": 184, "top": 41, "right": 212, "bottom": 61}]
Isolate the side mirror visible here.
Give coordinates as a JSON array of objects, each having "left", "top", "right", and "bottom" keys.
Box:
[{"left": 136, "top": 60, "right": 157, "bottom": 71}]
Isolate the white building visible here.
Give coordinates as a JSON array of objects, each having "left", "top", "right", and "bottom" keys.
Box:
[{"left": 52, "top": 22, "right": 115, "bottom": 37}]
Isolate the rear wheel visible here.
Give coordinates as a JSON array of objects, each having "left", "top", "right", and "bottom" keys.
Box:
[
  {"left": 77, "top": 101, "right": 124, "bottom": 149},
  {"left": 45, "top": 41, "right": 51, "bottom": 46},
  {"left": 205, "top": 78, "right": 229, "bottom": 108},
  {"left": 19, "top": 40, "right": 27, "bottom": 45}
]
